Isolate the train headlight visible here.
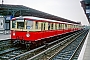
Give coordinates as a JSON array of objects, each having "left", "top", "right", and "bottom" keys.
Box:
[
  {"left": 13, "top": 31, "right": 15, "bottom": 36},
  {"left": 26, "top": 33, "right": 30, "bottom": 37}
]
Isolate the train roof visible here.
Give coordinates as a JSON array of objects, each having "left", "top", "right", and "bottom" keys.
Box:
[
  {"left": 0, "top": 4, "right": 80, "bottom": 24},
  {"left": 12, "top": 16, "right": 80, "bottom": 25}
]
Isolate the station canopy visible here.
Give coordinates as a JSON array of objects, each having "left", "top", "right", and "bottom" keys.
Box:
[
  {"left": 83, "top": 0, "right": 90, "bottom": 4},
  {"left": 0, "top": 4, "right": 80, "bottom": 24}
]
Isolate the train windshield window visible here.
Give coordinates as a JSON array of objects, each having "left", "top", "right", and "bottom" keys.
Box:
[
  {"left": 17, "top": 20, "right": 24, "bottom": 29},
  {"left": 26, "top": 20, "right": 33, "bottom": 29},
  {"left": 12, "top": 20, "right": 16, "bottom": 28}
]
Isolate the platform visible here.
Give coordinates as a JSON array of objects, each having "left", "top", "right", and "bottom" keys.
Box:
[
  {"left": 78, "top": 30, "right": 90, "bottom": 60},
  {"left": 0, "top": 34, "right": 10, "bottom": 40}
]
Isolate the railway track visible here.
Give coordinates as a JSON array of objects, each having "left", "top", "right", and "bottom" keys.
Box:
[
  {"left": 0, "top": 48, "right": 28, "bottom": 60},
  {"left": 0, "top": 39, "right": 12, "bottom": 51},
  {"left": 68, "top": 31, "right": 88, "bottom": 60},
  {"left": 27, "top": 29, "right": 88, "bottom": 60},
  {"left": 51, "top": 29, "right": 89, "bottom": 60},
  {"left": 69, "top": 38, "right": 85, "bottom": 60},
  {"left": 8, "top": 30, "right": 85, "bottom": 60},
  {"left": 0, "top": 29, "right": 87, "bottom": 60}
]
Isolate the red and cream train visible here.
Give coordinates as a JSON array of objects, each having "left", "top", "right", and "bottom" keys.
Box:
[{"left": 11, "top": 16, "right": 83, "bottom": 48}]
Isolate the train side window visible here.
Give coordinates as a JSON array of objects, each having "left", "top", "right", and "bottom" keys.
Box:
[
  {"left": 70, "top": 25, "right": 72, "bottom": 29},
  {"left": 48, "top": 23, "right": 50, "bottom": 30},
  {"left": 60, "top": 24, "right": 62, "bottom": 29},
  {"left": 26, "top": 20, "right": 33, "bottom": 29},
  {"left": 70, "top": 25, "right": 71, "bottom": 29},
  {"left": 41, "top": 23, "right": 43, "bottom": 30},
  {"left": 75, "top": 25, "right": 76, "bottom": 28},
  {"left": 44, "top": 22, "right": 46, "bottom": 30},
  {"left": 12, "top": 20, "right": 16, "bottom": 28},
  {"left": 16, "top": 19, "right": 25, "bottom": 29},
  {"left": 64, "top": 24, "right": 67, "bottom": 29},
  {"left": 76, "top": 25, "right": 78, "bottom": 28},
  {"left": 68, "top": 25, "right": 70, "bottom": 29},
  {"left": 59, "top": 24, "right": 60, "bottom": 29},
  {"left": 57, "top": 23, "right": 59, "bottom": 30},
  {"left": 68, "top": 25, "right": 69, "bottom": 29},
  {"left": 62, "top": 24, "right": 64, "bottom": 29},
  {"left": 72, "top": 25, "right": 73, "bottom": 29},
  {"left": 73, "top": 25, "right": 74, "bottom": 28},
  {"left": 71, "top": 25, "right": 72, "bottom": 29},
  {"left": 41, "top": 22, "right": 46, "bottom": 30},
  {"left": 74, "top": 25, "right": 75, "bottom": 28},
  {"left": 55, "top": 23, "right": 57, "bottom": 30},
  {"left": 65, "top": 24, "right": 67, "bottom": 29},
  {"left": 61, "top": 24, "right": 62, "bottom": 29},
  {"left": 67, "top": 24, "right": 68, "bottom": 29},
  {"left": 69, "top": 25, "right": 71, "bottom": 29},
  {"left": 62, "top": 24, "right": 63, "bottom": 29},
  {"left": 35, "top": 21, "right": 38, "bottom": 29},
  {"left": 67, "top": 24, "right": 69, "bottom": 29},
  {"left": 50, "top": 23, "right": 53, "bottom": 30},
  {"left": 68, "top": 24, "right": 69, "bottom": 29}
]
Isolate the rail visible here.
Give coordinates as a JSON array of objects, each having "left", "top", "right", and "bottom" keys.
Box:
[
  {"left": 51, "top": 30, "right": 89, "bottom": 60},
  {"left": 28, "top": 30, "right": 86, "bottom": 60},
  {"left": 9, "top": 30, "right": 82, "bottom": 60},
  {"left": 69, "top": 30, "right": 88, "bottom": 60}
]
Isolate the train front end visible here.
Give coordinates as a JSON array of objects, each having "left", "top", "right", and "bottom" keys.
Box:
[{"left": 11, "top": 17, "right": 33, "bottom": 48}]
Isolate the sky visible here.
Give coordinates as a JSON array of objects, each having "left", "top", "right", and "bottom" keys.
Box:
[{"left": 0, "top": 0, "right": 89, "bottom": 25}]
